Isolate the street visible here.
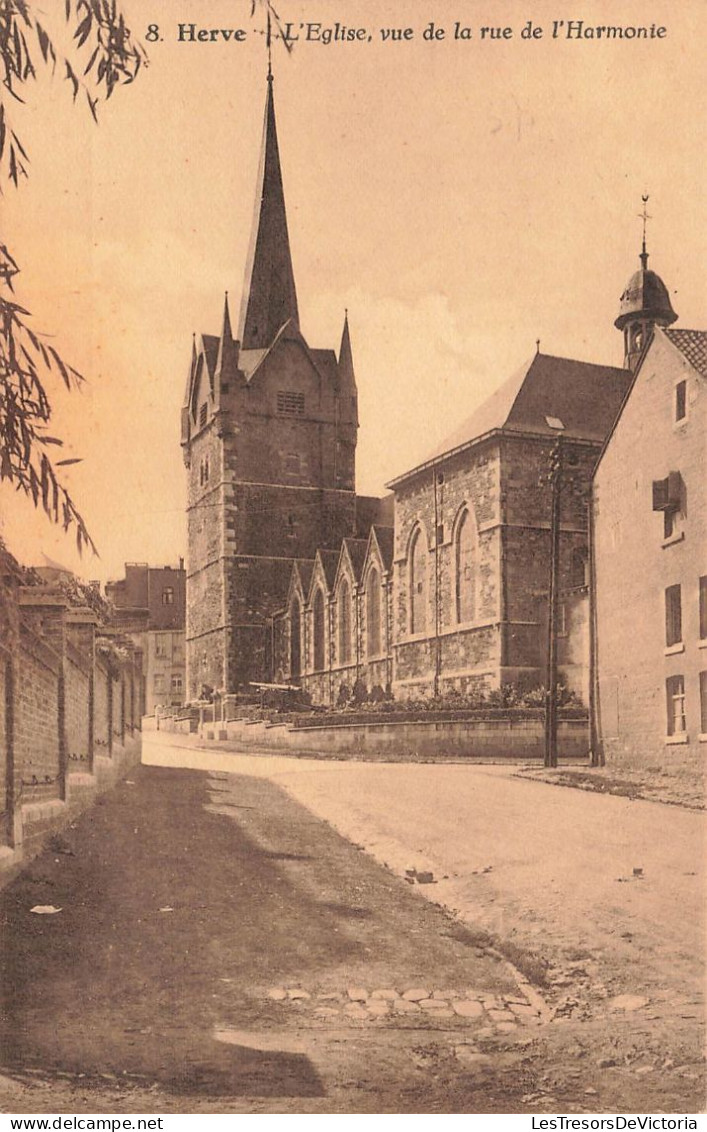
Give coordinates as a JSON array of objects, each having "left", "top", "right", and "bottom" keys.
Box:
[{"left": 0, "top": 733, "right": 703, "bottom": 1114}]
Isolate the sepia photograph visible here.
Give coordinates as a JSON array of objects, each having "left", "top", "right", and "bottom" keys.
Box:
[{"left": 0, "top": 0, "right": 705, "bottom": 1117}]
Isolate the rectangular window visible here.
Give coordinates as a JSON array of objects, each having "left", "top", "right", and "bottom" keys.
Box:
[
  {"left": 665, "top": 584, "right": 682, "bottom": 648},
  {"left": 700, "top": 576, "right": 707, "bottom": 640},
  {"left": 700, "top": 672, "right": 707, "bottom": 735},
  {"left": 277, "top": 390, "right": 305, "bottom": 416},
  {"left": 153, "top": 674, "right": 165, "bottom": 693},
  {"left": 675, "top": 380, "right": 687, "bottom": 422},
  {"left": 171, "top": 674, "right": 183, "bottom": 692},
  {"left": 155, "top": 636, "right": 168, "bottom": 658},
  {"left": 666, "top": 675, "right": 686, "bottom": 736},
  {"left": 162, "top": 587, "right": 174, "bottom": 606}
]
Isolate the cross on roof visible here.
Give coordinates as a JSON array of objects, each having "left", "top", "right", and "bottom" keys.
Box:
[{"left": 639, "top": 194, "right": 652, "bottom": 268}]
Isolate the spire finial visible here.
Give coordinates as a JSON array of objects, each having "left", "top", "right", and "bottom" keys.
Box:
[
  {"left": 536, "top": 338, "right": 541, "bottom": 355},
  {"left": 639, "top": 194, "right": 651, "bottom": 270},
  {"left": 266, "top": 10, "right": 273, "bottom": 81}
]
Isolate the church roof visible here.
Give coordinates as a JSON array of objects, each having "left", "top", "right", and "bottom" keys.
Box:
[
  {"left": 371, "top": 526, "right": 394, "bottom": 572},
  {"left": 239, "top": 77, "right": 299, "bottom": 350},
  {"left": 314, "top": 549, "right": 340, "bottom": 591},
  {"left": 201, "top": 334, "right": 220, "bottom": 383},
  {"left": 355, "top": 494, "right": 394, "bottom": 536},
  {"left": 342, "top": 538, "right": 369, "bottom": 583},
  {"left": 614, "top": 249, "right": 677, "bottom": 331},
  {"left": 294, "top": 559, "right": 315, "bottom": 593},
  {"left": 664, "top": 328, "right": 707, "bottom": 378},
  {"left": 390, "top": 352, "right": 632, "bottom": 486}
]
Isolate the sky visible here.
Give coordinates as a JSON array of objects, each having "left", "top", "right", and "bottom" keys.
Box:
[{"left": 1, "top": 0, "right": 705, "bottom": 582}]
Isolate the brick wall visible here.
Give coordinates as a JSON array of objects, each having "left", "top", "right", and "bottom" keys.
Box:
[
  {"left": 94, "top": 661, "right": 110, "bottom": 753},
  {"left": 14, "top": 620, "right": 62, "bottom": 806},
  {"left": 0, "top": 581, "right": 143, "bottom": 858},
  {"left": 65, "top": 641, "right": 91, "bottom": 770}
]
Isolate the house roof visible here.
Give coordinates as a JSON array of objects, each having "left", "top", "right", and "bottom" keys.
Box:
[
  {"left": 390, "top": 352, "right": 631, "bottom": 486},
  {"left": 664, "top": 328, "right": 707, "bottom": 378}
]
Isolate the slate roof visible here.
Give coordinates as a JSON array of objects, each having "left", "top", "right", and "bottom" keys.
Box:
[
  {"left": 342, "top": 538, "right": 369, "bottom": 583},
  {"left": 355, "top": 493, "right": 394, "bottom": 536},
  {"left": 294, "top": 559, "right": 315, "bottom": 594},
  {"left": 201, "top": 335, "right": 220, "bottom": 383},
  {"left": 665, "top": 328, "right": 707, "bottom": 378},
  {"left": 371, "top": 526, "right": 394, "bottom": 572},
  {"left": 315, "top": 549, "right": 340, "bottom": 591},
  {"left": 390, "top": 352, "right": 632, "bottom": 486}
]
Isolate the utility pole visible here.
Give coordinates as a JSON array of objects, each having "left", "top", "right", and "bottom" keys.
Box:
[{"left": 544, "top": 436, "right": 562, "bottom": 768}]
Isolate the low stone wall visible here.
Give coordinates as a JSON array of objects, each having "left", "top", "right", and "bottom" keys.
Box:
[{"left": 193, "top": 713, "right": 589, "bottom": 762}]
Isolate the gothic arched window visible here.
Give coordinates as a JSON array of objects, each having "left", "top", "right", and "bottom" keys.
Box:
[
  {"left": 338, "top": 579, "right": 352, "bottom": 664},
  {"left": 313, "top": 589, "right": 326, "bottom": 672},
  {"left": 290, "top": 597, "right": 301, "bottom": 678},
  {"left": 367, "top": 566, "right": 381, "bottom": 657},
  {"left": 455, "top": 508, "right": 476, "bottom": 624},
  {"left": 410, "top": 528, "right": 427, "bottom": 635}
]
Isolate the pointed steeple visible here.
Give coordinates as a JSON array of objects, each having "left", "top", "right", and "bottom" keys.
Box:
[
  {"left": 216, "top": 292, "right": 237, "bottom": 378},
  {"left": 239, "top": 76, "right": 299, "bottom": 350},
  {"left": 338, "top": 310, "right": 355, "bottom": 385}
]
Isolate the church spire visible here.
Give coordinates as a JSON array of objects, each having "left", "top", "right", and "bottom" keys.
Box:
[
  {"left": 239, "top": 75, "right": 299, "bottom": 350},
  {"left": 216, "top": 292, "right": 237, "bottom": 378},
  {"left": 338, "top": 309, "right": 355, "bottom": 385}
]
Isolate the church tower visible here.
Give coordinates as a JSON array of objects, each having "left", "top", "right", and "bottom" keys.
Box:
[
  {"left": 181, "top": 76, "right": 359, "bottom": 697},
  {"left": 615, "top": 202, "right": 677, "bottom": 371}
]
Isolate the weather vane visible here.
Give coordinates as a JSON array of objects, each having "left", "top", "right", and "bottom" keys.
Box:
[
  {"left": 639, "top": 194, "right": 651, "bottom": 266},
  {"left": 251, "top": 0, "right": 293, "bottom": 74}
]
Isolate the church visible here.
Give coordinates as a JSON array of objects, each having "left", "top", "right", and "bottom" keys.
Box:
[{"left": 182, "top": 77, "right": 679, "bottom": 708}]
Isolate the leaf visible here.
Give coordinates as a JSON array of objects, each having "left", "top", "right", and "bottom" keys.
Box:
[
  {"left": 83, "top": 45, "right": 99, "bottom": 76},
  {"left": 56, "top": 458, "right": 83, "bottom": 466},
  {"left": 36, "top": 23, "right": 51, "bottom": 63},
  {"left": 74, "top": 13, "right": 92, "bottom": 47}
]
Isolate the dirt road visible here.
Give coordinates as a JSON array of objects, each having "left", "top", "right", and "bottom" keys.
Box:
[{"left": 0, "top": 737, "right": 703, "bottom": 1114}]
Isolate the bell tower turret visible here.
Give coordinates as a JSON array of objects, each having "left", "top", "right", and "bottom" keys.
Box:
[{"left": 615, "top": 197, "right": 677, "bottom": 371}]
